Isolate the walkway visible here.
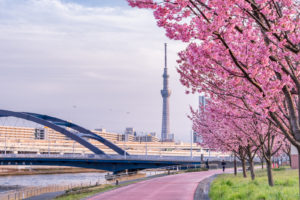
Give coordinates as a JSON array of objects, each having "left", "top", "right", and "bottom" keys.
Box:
[{"left": 87, "top": 169, "right": 225, "bottom": 200}]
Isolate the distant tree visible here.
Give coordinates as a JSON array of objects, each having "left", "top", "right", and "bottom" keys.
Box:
[
  {"left": 257, "top": 149, "right": 265, "bottom": 169},
  {"left": 282, "top": 140, "right": 292, "bottom": 166}
]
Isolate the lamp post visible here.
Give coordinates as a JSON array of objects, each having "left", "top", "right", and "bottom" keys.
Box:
[
  {"left": 124, "top": 134, "right": 127, "bottom": 159},
  {"left": 4, "top": 129, "right": 6, "bottom": 155},
  {"left": 145, "top": 142, "right": 148, "bottom": 158},
  {"left": 190, "top": 130, "right": 193, "bottom": 158},
  {"left": 72, "top": 141, "right": 75, "bottom": 155},
  {"left": 70, "top": 105, "right": 77, "bottom": 156},
  {"left": 47, "top": 128, "right": 50, "bottom": 155}
]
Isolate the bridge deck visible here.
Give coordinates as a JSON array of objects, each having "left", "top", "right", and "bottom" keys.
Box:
[{"left": 0, "top": 154, "right": 202, "bottom": 172}]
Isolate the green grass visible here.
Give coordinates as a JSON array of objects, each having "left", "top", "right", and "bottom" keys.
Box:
[
  {"left": 54, "top": 182, "right": 137, "bottom": 200},
  {"left": 185, "top": 168, "right": 208, "bottom": 173},
  {"left": 210, "top": 168, "right": 300, "bottom": 200},
  {"left": 54, "top": 172, "right": 170, "bottom": 200}
]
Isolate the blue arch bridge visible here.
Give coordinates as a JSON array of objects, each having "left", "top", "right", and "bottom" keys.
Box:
[{"left": 0, "top": 110, "right": 201, "bottom": 173}]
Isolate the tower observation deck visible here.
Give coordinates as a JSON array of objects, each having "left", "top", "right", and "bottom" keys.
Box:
[{"left": 161, "top": 43, "right": 171, "bottom": 142}]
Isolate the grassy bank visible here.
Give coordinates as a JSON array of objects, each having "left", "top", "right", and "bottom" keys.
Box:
[
  {"left": 210, "top": 168, "right": 299, "bottom": 200},
  {"left": 54, "top": 173, "right": 165, "bottom": 200},
  {"left": 54, "top": 182, "right": 137, "bottom": 200},
  {"left": 54, "top": 172, "right": 152, "bottom": 200},
  {"left": 185, "top": 168, "right": 208, "bottom": 173}
]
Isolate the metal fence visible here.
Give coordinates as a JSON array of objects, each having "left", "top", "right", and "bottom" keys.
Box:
[
  {"left": 0, "top": 171, "right": 152, "bottom": 200},
  {"left": 1, "top": 183, "right": 83, "bottom": 200}
]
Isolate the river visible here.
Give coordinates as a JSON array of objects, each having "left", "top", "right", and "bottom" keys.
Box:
[{"left": 0, "top": 170, "right": 165, "bottom": 194}]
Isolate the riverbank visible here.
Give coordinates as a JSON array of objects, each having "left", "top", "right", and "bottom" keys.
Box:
[
  {"left": 0, "top": 171, "right": 109, "bottom": 199},
  {"left": 0, "top": 166, "right": 104, "bottom": 176},
  {"left": 0, "top": 168, "right": 209, "bottom": 200},
  {"left": 0, "top": 170, "right": 167, "bottom": 200},
  {"left": 209, "top": 167, "right": 297, "bottom": 200},
  {"left": 54, "top": 168, "right": 209, "bottom": 200},
  {"left": 55, "top": 181, "right": 140, "bottom": 200},
  {"left": 54, "top": 172, "right": 165, "bottom": 200},
  {"left": 18, "top": 172, "right": 168, "bottom": 200}
]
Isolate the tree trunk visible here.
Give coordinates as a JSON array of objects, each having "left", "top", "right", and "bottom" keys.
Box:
[
  {"left": 249, "top": 159, "right": 255, "bottom": 180},
  {"left": 234, "top": 156, "right": 237, "bottom": 176},
  {"left": 241, "top": 158, "right": 247, "bottom": 178},
  {"left": 261, "top": 158, "right": 264, "bottom": 169},
  {"left": 288, "top": 151, "right": 292, "bottom": 167},
  {"left": 266, "top": 159, "right": 274, "bottom": 186}
]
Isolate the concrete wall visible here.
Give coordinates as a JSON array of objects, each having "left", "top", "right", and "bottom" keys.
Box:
[
  {"left": 291, "top": 154, "right": 298, "bottom": 169},
  {"left": 291, "top": 145, "right": 298, "bottom": 169}
]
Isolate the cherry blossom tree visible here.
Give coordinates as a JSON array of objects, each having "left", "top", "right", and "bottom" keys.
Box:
[
  {"left": 191, "top": 100, "right": 261, "bottom": 179},
  {"left": 255, "top": 120, "right": 284, "bottom": 186},
  {"left": 128, "top": 0, "right": 300, "bottom": 188},
  {"left": 126, "top": 0, "right": 300, "bottom": 145},
  {"left": 192, "top": 99, "right": 287, "bottom": 185}
]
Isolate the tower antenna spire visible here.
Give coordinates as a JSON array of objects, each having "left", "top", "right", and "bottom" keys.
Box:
[
  {"left": 161, "top": 43, "right": 172, "bottom": 142},
  {"left": 165, "top": 43, "right": 167, "bottom": 69}
]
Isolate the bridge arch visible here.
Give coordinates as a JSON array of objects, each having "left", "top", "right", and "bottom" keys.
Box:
[{"left": 0, "top": 110, "right": 128, "bottom": 156}]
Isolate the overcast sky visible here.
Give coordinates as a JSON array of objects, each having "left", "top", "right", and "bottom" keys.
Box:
[{"left": 0, "top": 0, "right": 198, "bottom": 142}]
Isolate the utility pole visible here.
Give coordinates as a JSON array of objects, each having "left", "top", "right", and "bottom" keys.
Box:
[
  {"left": 72, "top": 141, "right": 75, "bottom": 155},
  {"left": 190, "top": 130, "right": 193, "bottom": 158},
  {"left": 145, "top": 142, "right": 148, "bottom": 158},
  {"left": 124, "top": 134, "right": 127, "bottom": 159},
  {"left": 4, "top": 131, "right": 6, "bottom": 155},
  {"left": 47, "top": 129, "right": 50, "bottom": 155}
]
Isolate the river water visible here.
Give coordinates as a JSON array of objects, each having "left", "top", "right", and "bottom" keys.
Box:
[
  {"left": 0, "top": 170, "right": 164, "bottom": 193},
  {"left": 0, "top": 172, "right": 107, "bottom": 188}
]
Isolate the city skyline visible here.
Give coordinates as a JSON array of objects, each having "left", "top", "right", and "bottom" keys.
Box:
[{"left": 0, "top": 0, "right": 198, "bottom": 142}]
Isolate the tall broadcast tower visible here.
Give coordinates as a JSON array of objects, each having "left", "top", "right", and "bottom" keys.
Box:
[{"left": 161, "top": 43, "right": 171, "bottom": 142}]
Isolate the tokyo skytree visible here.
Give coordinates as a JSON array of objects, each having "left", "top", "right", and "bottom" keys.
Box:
[{"left": 161, "top": 43, "right": 171, "bottom": 142}]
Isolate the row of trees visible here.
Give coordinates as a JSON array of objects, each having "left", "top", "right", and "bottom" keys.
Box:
[
  {"left": 128, "top": 0, "right": 299, "bottom": 190},
  {"left": 191, "top": 98, "right": 290, "bottom": 186}
]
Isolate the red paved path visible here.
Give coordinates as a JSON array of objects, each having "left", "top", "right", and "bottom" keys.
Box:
[{"left": 87, "top": 169, "right": 225, "bottom": 200}]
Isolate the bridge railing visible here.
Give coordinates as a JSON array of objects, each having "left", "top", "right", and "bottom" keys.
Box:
[
  {"left": 0, "top": 154, "right": 201, "bottom": 162},
  {"left": 0, "top": 153, "right": 236, "bottom": 162}
]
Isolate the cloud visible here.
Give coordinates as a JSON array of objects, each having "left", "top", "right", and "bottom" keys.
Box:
[{"left": 0, "top": 0, "right": 197, "bottom": 142}]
